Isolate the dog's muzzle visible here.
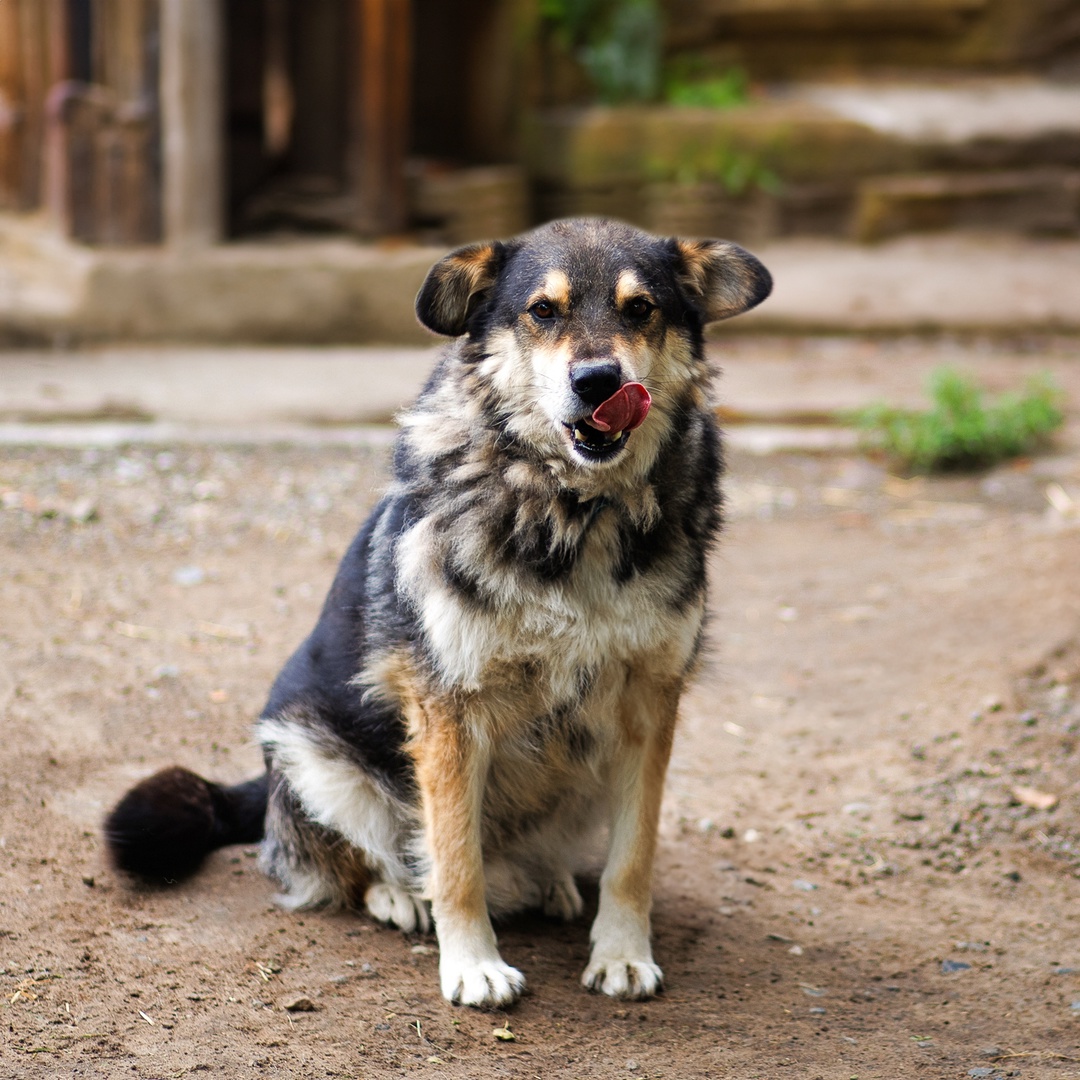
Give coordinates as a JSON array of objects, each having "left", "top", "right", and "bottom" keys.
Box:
[{"left": 567, "top": 382, "right": 652, "bottom": 460}]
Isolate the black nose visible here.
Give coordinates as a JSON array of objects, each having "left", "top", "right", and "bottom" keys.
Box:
[{"left": 569, "top": 361, "right": 622, "bottom": 406}]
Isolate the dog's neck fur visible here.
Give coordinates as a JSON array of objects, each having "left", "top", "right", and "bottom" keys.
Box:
[{"left": 396, "top": 338, "right": 712, "bottom": 540}]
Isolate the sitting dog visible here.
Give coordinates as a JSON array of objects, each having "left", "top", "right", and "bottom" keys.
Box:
[{"left": 106, "top": 218, "right": 771, "bottom": 1007}]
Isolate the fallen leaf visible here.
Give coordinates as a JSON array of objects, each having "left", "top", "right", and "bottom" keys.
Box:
[{"left": 492, "top": 1023, "right": 516, "bottom": 1041}]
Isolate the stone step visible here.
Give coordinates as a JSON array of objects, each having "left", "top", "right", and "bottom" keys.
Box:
[
  {"left": 665, "top": 0, "right": 1070, "bottom": 79},
  {"left": 854, "top": 169, "right": 1080, "bottom": 241},
  {"left": 525, "top": 78, "right": 1080, "bottom": 243}
]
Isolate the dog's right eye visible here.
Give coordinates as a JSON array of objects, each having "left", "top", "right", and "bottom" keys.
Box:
[{"left": 529, "top": 300, "right": 556, "bottom": 320}]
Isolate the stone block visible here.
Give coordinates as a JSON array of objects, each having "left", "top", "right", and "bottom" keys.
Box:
[{"left": 855, "top": 169, "right": 1080, "bottom": 241}]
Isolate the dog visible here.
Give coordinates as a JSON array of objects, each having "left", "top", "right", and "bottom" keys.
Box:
[{"left": 105, "top": 218, "right": 771, "bottom": 1008}]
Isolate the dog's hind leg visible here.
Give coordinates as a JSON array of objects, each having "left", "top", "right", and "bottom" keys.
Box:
[
  {"left": 363, "top": 882, "right": 430, "bottom": 933},
  {"left": 543, "top": 870, "right": 585, "bottom": 921},
  {"left": 258, "top": 712, "right": 423, "bottom": 922},
  {"left": 582, "top": 675, "right": 680, "bottom": 1000},
  {"left": 260, "top": 769, "right": 371, "bottom": 910}
]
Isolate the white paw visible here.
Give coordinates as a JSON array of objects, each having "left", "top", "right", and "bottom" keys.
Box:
[
  {"left": 581, "top": 956, "right": 663, "bottom": 999},
  {"left": 543, "top": 874, "right": 584, "bottom": 921},
  {"left": 364, "top": 882, "right": 430, "bottom": 933},
  {"left": 440, "top": 955, "right": 526, "bottom": 1008}
]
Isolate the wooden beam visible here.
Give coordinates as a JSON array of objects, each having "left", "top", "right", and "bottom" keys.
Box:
[
  {"left": 160, "top": 0, "right": 224, "bottom": 247},
  {"left": 348, "top": 0, "right": 412, "bottom": 236}
]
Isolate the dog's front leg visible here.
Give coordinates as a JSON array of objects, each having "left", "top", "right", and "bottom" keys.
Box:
[
  {"left": 583, "top": 680, "right": 679, "bottom": 999},
  {"left": 413, "top": 704, "right": 525, "bottom": 1008}
]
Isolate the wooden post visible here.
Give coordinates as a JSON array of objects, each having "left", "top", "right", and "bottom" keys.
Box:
[
  {"left": 160, "top": 0, "right": 224, "bottom": 247},
  {"left": 0, "top": 0, "right": 25, "bottom": 209},
  {"left": 349, "top": 0, "right": 412, "bottom": 236}
]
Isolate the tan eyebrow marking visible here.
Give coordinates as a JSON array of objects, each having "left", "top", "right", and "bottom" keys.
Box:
[
  {"left": 527, "top": 269, "right": 572, "bottom": 311},
  {"left": 615, "top": 269, "right": 653, "bottom": 307}
]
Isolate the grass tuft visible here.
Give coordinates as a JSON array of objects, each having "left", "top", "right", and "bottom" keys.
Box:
[{"left": 853, "top": 367, "right": 1065, "bottom": 472}]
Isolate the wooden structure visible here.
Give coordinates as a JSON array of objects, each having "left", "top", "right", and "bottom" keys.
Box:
[{"left": 0, "top": 0, "right": 423, "bottom": 246}]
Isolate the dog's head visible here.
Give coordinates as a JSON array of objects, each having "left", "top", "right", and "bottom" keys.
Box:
[{"left": 415, "top": 218, "right": 770, "bottom": 472}]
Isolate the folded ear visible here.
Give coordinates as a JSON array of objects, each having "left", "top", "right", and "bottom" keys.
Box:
[
  {"left": 672, "top": 239, "right": 772, "bottom": 323},
  {"left": 415, "top": 240, "right": 509, "bottom": 337}
]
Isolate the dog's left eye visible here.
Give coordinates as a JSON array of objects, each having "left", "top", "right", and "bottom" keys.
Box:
[
  {"left": 625, "top": 297, "right": 654, "bottom": 320},
  {"left": 530, "top": 300, "right": 556, "bottom": 320}
]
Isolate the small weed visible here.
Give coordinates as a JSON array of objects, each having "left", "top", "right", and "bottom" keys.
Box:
[
  {"left": 666, "top": 66, "right": 749, "bottom": 109},
  {"left": 852, "top": 367, "right": 1064, "bottom": 472}
]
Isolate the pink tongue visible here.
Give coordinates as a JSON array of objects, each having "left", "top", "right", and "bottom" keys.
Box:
[{"left": 590, "top": 382, "right": 652, "bottom": 433}]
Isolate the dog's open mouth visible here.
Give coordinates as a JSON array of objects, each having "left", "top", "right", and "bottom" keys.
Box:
[
  {"left": 568, "top": 418, "right": 630, "bottom": 459},
  {"left": 567, "top": 382, "right": 651, "bottom": 461}
]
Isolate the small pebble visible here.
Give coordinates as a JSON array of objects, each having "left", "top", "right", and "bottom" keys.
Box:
[
  {"left": 282, "top": 995, "right": 317, "bottom": 1012},
  {"left": 172, "top": 565, "right": 205, "bottom": 587},
  {"left": 69, "top": 497, "right": 98, "bottom": 523},
  {"left": 941, "top": 960, "right": 972, "bottom": 973},
  {"left": 793, "top": 879, "right": 818, "bottom": 892},
  {"left": 809, "top": 1006, "right": 826, "bottom": 1015},
  {"left": 968, "top": 1068, "right": 995, "bottom": 1078}
]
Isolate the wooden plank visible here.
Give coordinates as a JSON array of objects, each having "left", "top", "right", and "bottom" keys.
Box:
[
  {"left": 161, "top": 0, "right": 224, "bottom": 247},
  {"left": 15, "top": 0, "right": 48, "bottom": 210},
  {"left": 0, "top": 0, "right": 23, "bottom": 208},
  {"left": 348, "top": 0, "right": 412, "bottom": 236}
]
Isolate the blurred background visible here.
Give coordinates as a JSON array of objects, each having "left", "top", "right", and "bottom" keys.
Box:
[{"left": 1, "top": 0, "right": 1079, "bottom": 345}]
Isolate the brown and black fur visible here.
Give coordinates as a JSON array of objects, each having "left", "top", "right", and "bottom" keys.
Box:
[{"left": 105, "top": 218, "right": 771, "bottom": 1007}]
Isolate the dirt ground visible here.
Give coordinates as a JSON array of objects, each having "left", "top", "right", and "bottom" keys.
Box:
[{"left": 2, "top": 385, "right": 1079, "bottom": 1078}]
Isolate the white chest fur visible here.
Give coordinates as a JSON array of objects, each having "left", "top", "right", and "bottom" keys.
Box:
[{"left": 396, "top": 514, "right": 704, "bottom": 699}]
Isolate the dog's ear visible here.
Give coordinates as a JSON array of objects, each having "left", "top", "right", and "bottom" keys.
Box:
[
  {"left": 415, "top": 241, "right": 509, "bottom": 337},
  {"left": 671, "top": 239, "right": 772, "bottom": 323}
]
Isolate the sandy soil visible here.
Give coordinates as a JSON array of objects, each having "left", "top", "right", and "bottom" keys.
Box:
[{"left": 2, "top": 429, "right": 1079, "bottom": 1078}]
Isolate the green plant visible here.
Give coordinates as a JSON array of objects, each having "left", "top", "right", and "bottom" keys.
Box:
[
  {"left": 665, "top": 64, "right": 749, "bottom": 109},
  {"left": 853, "top": 368, "right": 1065, "bottom": 472},
  {"left": 645, "top": 140, "right": 780, "bottom": 196},
  {"left": 542, "top": 0, "right": 664, "bottom": 104}
]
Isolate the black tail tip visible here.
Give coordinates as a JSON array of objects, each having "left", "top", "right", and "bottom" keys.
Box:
[{"left": 104, "top": 766, "right": 220, "bottom": 883}]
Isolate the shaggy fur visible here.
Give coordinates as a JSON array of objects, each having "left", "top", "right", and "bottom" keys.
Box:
[{"left": 104, "top": 218, "right": 771, "bottom": 1007}]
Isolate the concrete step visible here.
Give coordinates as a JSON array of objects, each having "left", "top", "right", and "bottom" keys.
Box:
[
  {"left": 2, "top": 212, "right": 1078, "bottom": 343},
  {"left": 1, "top": 336, "right": 1077, "bottom": 458}
]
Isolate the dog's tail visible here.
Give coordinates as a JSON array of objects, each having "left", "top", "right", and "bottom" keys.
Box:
[{"left": 104, "top": 767, "right": 269, "bottom": 883}]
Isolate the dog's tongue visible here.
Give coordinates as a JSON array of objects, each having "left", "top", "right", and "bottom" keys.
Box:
[{"left": 589, "top": 382, "right": 652, "bottom": 433}]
